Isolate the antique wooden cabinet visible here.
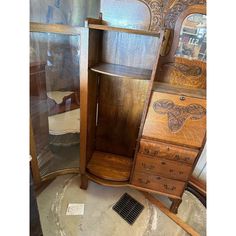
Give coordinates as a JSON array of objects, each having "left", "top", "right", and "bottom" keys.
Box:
[{"left": 80, "top": 3, "right": 206, "bottom": 213}]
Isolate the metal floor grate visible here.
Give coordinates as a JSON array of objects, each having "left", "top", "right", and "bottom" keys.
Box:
[{"left": 112, "top": 193, "right": 144, "bottom": 225}]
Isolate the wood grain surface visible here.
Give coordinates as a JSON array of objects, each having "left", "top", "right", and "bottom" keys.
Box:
[
  {"left": 134, "top": 153, "right": 192, "bottom": 181},
  {"left": 87, "top": 151, "right": 133, "bottom": 181},
  {"left": 91, "top": 63, "right": 152, "bottom": 80},
  {"left": 95, "top": 75, "right": 149, "bottom": 157},
  {"left": 143, "top": 92, "right": 206, "bottom": 148}
]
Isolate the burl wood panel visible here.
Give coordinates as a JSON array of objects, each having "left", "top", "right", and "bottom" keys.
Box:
[
  {"left": 143, "top": 92, "right": 206, "bottom": 148},
  {"left": 157, "top": 57, "right": 206, "bottom": 89},
  {"left": 87, "top": 151, "right": 133, "bottom": 181},
  {"left": 139, "top": 139, "right": 198, "bottom": 165},
  {"left": 135, "top": 153, "right": 192, "bottom": 181},
  {"left": 132, "top": 171, "right": 185, "bottom": 197},
  {"left": 95, "top": 75, "right": 149, "bottom": 157}
]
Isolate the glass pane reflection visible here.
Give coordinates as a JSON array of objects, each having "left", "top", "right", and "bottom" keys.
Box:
[
  {"left": 175, "top": 14, "right": 206, "bottom": 61},
  {"left": 30, "top": 32, "right": 80, "bottom": 176}
]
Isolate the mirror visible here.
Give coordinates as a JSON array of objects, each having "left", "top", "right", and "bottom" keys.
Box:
[{"left": 175, "top": 14, "right": 206, "bottom": 61}]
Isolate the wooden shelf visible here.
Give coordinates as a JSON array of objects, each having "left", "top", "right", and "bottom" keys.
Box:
[
  {"left": 152, "top": 82, "right": 206, "bottom": 99},
  {"left": 90, "top": 63, "right": 152, "bottom": 80},
  {"left": 89, "top": 24, "right": 161, "bottom": 37},
  {"left": 87, "top": 151, "right": 133, "bottom": 182}
]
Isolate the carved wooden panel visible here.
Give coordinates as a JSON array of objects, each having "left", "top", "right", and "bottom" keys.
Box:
[
  {"left": 153, "top": 99, "right": 206, "bottom": 132},
  {"left": 158, "top": 57, "right": 206, "bottom": 88},
  {"left": 142, "top": 91, "right": 206, "bottom": 148},
  {"left": 164, "top": 0, "right": 206, "bottom": 29}
]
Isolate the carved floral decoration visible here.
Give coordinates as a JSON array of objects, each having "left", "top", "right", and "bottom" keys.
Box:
[{"left": 153, "top": 99, "right": 206, "bottom": 132}]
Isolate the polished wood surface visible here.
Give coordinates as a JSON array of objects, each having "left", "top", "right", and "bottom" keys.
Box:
[
  {"left": 90, "top": 63, "right": 152, "bottom": 80},
  {"left": 139, "top": 139, "right": 198, "bottom": 165},
  {"left": 153, "top": 82, "right": 206, "bottom": 99},
  {"left": 135, "top": 153, "right": 192, "bottom": 181},
  {"left": 132, "top": 171, "right": 185, "bottom": 197},
  {"left": 95, "top": 75, "right": 149, "bottom": 157},
  {"left": 89, "top": 24, "right": 161, "bottom": 36},
  {"left": 143, "top": 91, "right": 206, "bottom": 148},
  {"left": 87, "top": 151, "right": 133, "bottom": 181}
]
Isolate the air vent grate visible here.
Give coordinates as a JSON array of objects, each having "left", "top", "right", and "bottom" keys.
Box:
[{"left": 112, "top": 193, "right": 144, "bottom": 225}]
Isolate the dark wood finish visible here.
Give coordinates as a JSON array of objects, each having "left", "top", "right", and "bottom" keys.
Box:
[
  {"left": 142, "top": 192, "right": 201, "bottom": 236},
  {"left": 87, "top": 151, "right": 133, "bottom": 181},
  {"left": 170, "top": 198, "right": 183, "bottom": 214},
  {"left": 139, "top": 139, "right": 198, "bottom": 165},
  {"left": 134, "top": 153, "right": 192, "bottom": 181},
  {"left": 132, "top": 171, "right": 185, "bottom": 197},
  {"left": 143, "top": 91, "right": 206, "bottom": 148},
  {"left": 90, "top": 63, "right": 152, "bottom": 80}
]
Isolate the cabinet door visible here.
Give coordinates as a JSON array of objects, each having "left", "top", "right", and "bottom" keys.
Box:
[{"left": 143, "top": 92, "right": 206, "bottom": 148}]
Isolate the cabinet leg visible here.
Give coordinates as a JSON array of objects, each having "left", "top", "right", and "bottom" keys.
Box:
[
  {"left": 170, "top": 199, "right": 182, "bottom": 214},
  {"left": 80, "top": 174, "right": 88, "bottom": 190}
]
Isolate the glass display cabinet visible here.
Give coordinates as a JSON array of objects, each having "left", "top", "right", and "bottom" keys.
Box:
[{"left": 30, "top": 23, "right": 87, "bottom": 187}]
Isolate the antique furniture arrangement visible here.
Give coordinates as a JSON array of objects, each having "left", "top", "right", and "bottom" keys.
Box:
[
  {"left": 79, "top": 4, "right": 206, "bottom": 213},
  {"left": 30, "top": 1, "right": 206, "bottom": 213}
]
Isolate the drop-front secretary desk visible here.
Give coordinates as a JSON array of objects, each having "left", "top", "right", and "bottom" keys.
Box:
[{"left": 79, "top": 7, "right": 206, "bottom": 213}]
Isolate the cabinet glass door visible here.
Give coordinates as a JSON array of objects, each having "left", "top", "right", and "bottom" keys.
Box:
[{"left": 30, "top": 30, "right": 81, "bottom": 181}]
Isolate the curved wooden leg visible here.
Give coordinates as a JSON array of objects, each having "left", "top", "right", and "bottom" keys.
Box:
[
  {"left": 80, "top": 174, "right": 88, "bottom": 190},
  {"left": 170, "top": 199, "right": 182, "bottom": 214}
]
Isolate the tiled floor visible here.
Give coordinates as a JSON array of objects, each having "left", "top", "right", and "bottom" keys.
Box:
[{"left": 37, "top": 174, "right": 206, "bottom": 236}]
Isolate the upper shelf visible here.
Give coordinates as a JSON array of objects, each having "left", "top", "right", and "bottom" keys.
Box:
[
  {"left": 152, "top": 82, "right": 206, "bottom": 99},
  {"left": 89, "top": 24, "right": 161, "bottom": 37},
  {"left": 90, "top": 63, "right": 152, "bottom": 80}
]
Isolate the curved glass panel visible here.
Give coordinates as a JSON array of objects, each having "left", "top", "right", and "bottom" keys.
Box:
[
  {"left": 175, "top": 14, "right": 206, "bottom": 61},
  {"left": 30, "top": 32, "right": 80, "bottom": 176}
]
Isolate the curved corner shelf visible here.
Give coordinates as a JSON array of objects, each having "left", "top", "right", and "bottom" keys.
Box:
[
  {"left": 87, "top": 151, "right": 133, "bottom": 182},
  {"left": 90, "top": 63, "right": 152, "bottom": 80}
]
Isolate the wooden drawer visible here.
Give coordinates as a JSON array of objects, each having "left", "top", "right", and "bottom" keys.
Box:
[
  {"left": 143, "top": 92, "right": 206, "bottom": 148},
  {"left": 135, "top": 154, "right": 192, "bottom": 181},
  {"left": 132, "top": 171, "right": 185, "bottom": 197},
  {"left": 139, "top": 139, "right": 198, "bottom": 165}
]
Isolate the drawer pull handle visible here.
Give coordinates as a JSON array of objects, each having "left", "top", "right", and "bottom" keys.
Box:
[
  {"left": 161, "top": 161, "right": 166, "bottom": 165},
  {"left": 179, "top": 171, "right": 184, "bottom": 175},
  {"left": 142, "top": 163, "right": 155, "bottom": 171},
  {"left": 143, "top": 148, "right": 159, "bottom": 156},
  {"left": 174, "top": 154, "right": 180, "bottom": 161},
  {"left": 164, "top": 184, "right": 176, "bottom": 191},
  {"left": 156, "top": 176, "right": 161, "bottom": 180},
  {"left": 169, "top": 169, "right": 174, "bottom": 173},
  {"left": 180, "top": 96, "right": 185, "bottom": 101},
  {"left": 138, "top": 178, "right": 150, "bottom": 185}
]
